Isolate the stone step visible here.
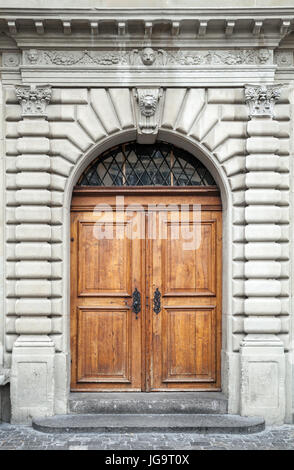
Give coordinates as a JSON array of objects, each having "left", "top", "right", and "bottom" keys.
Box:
[
  {"left": 32, "top": 413, "right": 265, "bottom": 434},
  {"left": 69, "top": 392, "right": 228, "bottom": 415}
]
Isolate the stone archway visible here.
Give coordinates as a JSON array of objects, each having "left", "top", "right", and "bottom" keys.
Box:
[{"left": 69, "top": 139, "right": 223, "bottom": 392}]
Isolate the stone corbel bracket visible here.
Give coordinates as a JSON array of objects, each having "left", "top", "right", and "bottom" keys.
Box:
[
  {"left": 134, "top": 88, "right": 163, "bottom": 144},
  {"left": 15, "top": 84, "right": 52, "bottom": 118},
  {"left": 244, "top": 83, "right": 284, "bottom": 118}
]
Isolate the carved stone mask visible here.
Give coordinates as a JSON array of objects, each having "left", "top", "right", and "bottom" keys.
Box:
[
  {"left": 258, "top": 49, "right": 270, "bottom": 64},
  {"left": 139, "top": 93, "right": 157, "bottom": 116},
  {"left": 141, "top": 48, "right": 156, "bottom": 65},
  {"left": 259, "top": 87, "right": 268, "bottom": 101},
  {"left": 27, "top": 49, "right": 39, "bottom": 64}
]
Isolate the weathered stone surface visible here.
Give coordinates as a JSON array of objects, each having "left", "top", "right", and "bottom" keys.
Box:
[
  {"left": 32, "top": 413, "right": 265, "bottom": 434},
  {"left": 69, "top": 392, "right": 228, "bottom": 415}
]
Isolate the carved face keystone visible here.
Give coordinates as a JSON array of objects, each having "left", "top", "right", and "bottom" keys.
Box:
[
  {"left": 140, "top": 94, "right": 157, "bottom": 116},
  {"left": 141, "top": 48, "right": 156, "bottom": 65},
  {"left": 258, "top": 49, "right": 270, "bottom": 64}
]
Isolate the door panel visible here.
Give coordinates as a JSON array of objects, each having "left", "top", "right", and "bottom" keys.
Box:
[
  {"left": 77, "top": 220, "right": 132, "bottom": 296},
  {"left": 148, "top": 206, "right": 222, "bottom": 391},
  {"left": 71, "top": 204, "right": 144, "bottom": 391},
  {"left": 77, "top": 307, "right": 132, "bottom": 383},
  {"left": 162, "top": 307, "right": 215, "bottom": 383},
  {"left": 71, "top": 188, "right": 222, "bottom": 392},
  {"left": 162, "top": 219, "right": 217, "bottom": 296}
]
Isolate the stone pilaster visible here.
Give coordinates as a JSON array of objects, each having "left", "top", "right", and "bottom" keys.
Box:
[
  {"left": 241, "top": 84, "right": 286, "bottom": 424},
  {"left": 10, "top": 85, "right": 55, "bottom": 423}
]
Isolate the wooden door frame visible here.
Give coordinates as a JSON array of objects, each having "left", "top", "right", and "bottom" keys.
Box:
[{"left": 70, "top": 185, "right": 222, "bottom": 392}]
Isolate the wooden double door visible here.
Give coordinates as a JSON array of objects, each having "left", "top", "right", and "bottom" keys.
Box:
[{"left": 70, "top": 188, "right": 222, "bottom": 391}]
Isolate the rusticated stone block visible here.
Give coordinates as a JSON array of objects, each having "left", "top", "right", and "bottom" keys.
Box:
[
  {"left": 245, "top": 172, "right": 281, "bottom": 188},
  {"left": 51, "top": 88, "right": 88, "bottom": 104},
  {"left": 207, "top": 88, "right": 244, "bottom": 104},
  {"left": 17, "top": 120, "right": 50, "bottom": 136},
  {"left": 15, "top": 298, "right": 51, "bottom": 316},
  {"left": 246, "top": 137, "right": 279, "bottom": 154},
  {"left": 175, "top": 88, "right": 205, "bottom": 134},
  {"left": 245, "top": 206, "right": 281, "bottom": 223},
  {"left": 16, "top": 137, "right": 50, "bottom": 154},
  {"left": 90, "top": 89, "right": 121, "bottom": 134},
  {"left": 245, "top": 242, "right": 281, "bottom": 260},
  {"left": 244, "top": 279, "right": 281, "bottom": 297},
  {"left": 245, "top": 224, "right": 281, "bottom": 242},
  {"left": 15, "top": 224, "right": 51, "bottom": 242},
  {"left": 15, "top": 317, "right": 52, "bottom": 335},
  {"left": 244, "top": 298, "right": 281, "bottom": 316},
  {"left": 16, "top": 173, "right": 51, "bottom": 189},
  {"left": 15, "top": 206, "right": 51, "bottom": 223}
]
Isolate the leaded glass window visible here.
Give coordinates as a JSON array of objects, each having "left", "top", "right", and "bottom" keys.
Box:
[{"left": 77, "top": 142, "right": 216, "bottom": 187}]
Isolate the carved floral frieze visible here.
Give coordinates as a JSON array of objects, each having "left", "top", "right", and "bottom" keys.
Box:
[{"left": 22, "top": 47, "right": 273, "bottom": 67}]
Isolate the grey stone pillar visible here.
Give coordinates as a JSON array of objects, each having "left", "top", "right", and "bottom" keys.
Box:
[
  {"left": 241, "top": 84, "right": 286, "bottom": 424},
  {"left": 10, "top": 85, "right": 55, "bottom": 423}
]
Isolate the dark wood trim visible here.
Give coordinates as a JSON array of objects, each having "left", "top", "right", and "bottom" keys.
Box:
[
  {"left": 71, "top": 205, "right": 222, "bottom": 212},
  {"left": 72, "top": 185, "right": 220, "bottom": 197}
]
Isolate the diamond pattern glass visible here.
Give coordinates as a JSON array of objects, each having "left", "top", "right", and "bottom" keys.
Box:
[{"left": 78, "top": 142, "right": 216, "bottom": 187}]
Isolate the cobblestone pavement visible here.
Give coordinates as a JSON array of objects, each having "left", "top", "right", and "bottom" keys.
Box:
[{"left": 0, "top": 423, "right": 294, "bottom": 450}]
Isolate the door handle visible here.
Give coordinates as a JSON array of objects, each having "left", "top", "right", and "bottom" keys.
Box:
[
  {"left": 153, "top": 288, "right": 161, "bottom": 315},
  {"left": 132, "top": 288, "right": 141, "bottom": 319}
]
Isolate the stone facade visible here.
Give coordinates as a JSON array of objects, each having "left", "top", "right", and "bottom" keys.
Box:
[{"left": 0, "top": 3, "right": 294, "bottom": 425}]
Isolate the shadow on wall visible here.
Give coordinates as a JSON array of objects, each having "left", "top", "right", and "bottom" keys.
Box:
[{"left": 0, "top": 384, "right": 11, "bottom": 423}]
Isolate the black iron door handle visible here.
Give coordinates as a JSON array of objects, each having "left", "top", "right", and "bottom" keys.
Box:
[
  {"left": 153, "top": 288, "right": 161, "bottom": 315},
  {"left": 132, "top": 288, "right": 141, "bottom": 319}
]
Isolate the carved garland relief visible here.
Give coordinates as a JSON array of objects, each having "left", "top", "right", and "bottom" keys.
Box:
[{"left": 17, "top": 47, "right": 273, "bottom": 67}]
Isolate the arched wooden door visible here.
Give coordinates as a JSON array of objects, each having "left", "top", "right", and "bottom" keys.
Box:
[{"left": 70, "top": 142, "right": 222, "bottom": 391}]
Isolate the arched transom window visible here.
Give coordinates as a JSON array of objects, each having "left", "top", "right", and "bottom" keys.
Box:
[{"left": 78, "top": 141, "right": 216, "bottom": 187}]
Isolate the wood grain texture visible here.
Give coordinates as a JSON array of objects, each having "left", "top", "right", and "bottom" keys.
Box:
[
  {"left": 70, "top": 203, "right": 144, "bottom": 391},
  {"left": 148, "top": 206, "right": 222, "bottom": 391},
  {"left": 71, "top": 188, "right": 222, "bottom": 391}
]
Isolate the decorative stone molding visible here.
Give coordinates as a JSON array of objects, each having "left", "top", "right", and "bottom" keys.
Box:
[
  {"left": 15, "top": 84, "right": 52, "bottom": 117},
  {"left": 22, "top": 48, "right": 273, "bottom": 68},
  {"left": 274, "top": 50, "right": 294, "bottom": 68},
  {"left": 2, "top": 53, "right": 21, "bottom": 67},
  {"left": 240, "top": 82, "right": 288, "bottom": 425},
  {"left": 134, "top": 88, "right": 163, "bottom": 143},
  {"left": 245, "top": 84, "right": 283, "bottom": 118},
  {"left": 0, "top": 8, "right": 292, "bottom": 41}
]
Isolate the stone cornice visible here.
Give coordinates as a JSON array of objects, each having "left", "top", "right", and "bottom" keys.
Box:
[
  {"left": 0, "top": 7, "right": 293, "bottom": 86},
  {"left": 1, "top": 6, "right": 294, "bottom": 16},
  {"left": 0, "top": 7, "right": 293, "bottom": 45}
]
